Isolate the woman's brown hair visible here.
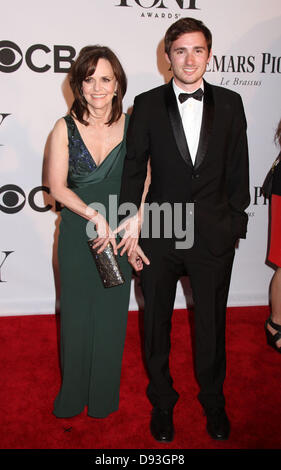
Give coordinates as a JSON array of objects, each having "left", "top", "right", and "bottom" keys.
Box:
[{"left": 69, "top": 45, "right": 127, "bottom": 126}]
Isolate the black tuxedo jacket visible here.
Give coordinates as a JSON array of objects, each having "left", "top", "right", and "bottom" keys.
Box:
[{"left": 119, "top": 79, "right": 250, "bottom": 256}]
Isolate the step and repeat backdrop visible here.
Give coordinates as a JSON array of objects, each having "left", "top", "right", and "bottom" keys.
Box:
[{"left": 1, "top": 0, "right": 281, "bottom": 315}]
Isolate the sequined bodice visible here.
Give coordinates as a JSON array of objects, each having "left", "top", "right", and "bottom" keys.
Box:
[
  {"left": 63, "top": 113, "right": 129, "bottom": 190},
  {"left": 64, "top": 115, "right": 97, "bottom": 175}
]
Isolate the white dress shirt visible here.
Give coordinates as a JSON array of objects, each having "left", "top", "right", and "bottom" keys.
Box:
[{"left": 172, "top": 80, "right": 204, "bottom": 164}]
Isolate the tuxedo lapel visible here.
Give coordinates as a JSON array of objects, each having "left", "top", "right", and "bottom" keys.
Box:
[
  {"left": 164, "top": 81, "right": 193, "bottom": 168},
  {"left": 194, "top": 80, "right": 214, "bottom": 170}
]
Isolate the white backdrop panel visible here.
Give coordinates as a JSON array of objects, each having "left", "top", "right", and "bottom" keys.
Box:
[{"left": 1, "top": 0, "right": 281, "bottom": 315}]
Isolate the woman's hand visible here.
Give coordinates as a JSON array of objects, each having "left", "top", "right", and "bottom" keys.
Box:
[
  {"left": 114, "top": 212, "right": 142, "bottom": 256},
  {"left": 90, "top": 212, "right": 117, "bottom": 255},
  {"left": 128, "top": 245, "right": 150, "bottom": 272}
]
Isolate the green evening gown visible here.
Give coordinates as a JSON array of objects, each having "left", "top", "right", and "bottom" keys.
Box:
[{"left": 53, "top": 113, "right": 132, "bottom": 418}]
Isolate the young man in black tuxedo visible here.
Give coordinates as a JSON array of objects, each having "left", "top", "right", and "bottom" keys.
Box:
[{"left": 117, "top": 17, "right": 250, "bottom": 442}]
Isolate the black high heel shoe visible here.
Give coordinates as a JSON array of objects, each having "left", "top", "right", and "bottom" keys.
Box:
[{"left": 265, "top": 317, "right": 281, "bottom": 353}]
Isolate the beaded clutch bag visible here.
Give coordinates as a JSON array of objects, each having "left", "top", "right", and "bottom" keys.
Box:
[{"left": 87, "top": 239, "right": 125, "bottom": 288}]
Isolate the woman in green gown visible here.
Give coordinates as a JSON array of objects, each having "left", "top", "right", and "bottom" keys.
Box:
[{"left": 48, "top": 46, "right": 148, "bottom": 418}]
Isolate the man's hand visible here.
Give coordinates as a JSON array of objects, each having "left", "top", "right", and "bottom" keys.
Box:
[
  {"left": 128, "top": 245, "right": 150, "bottom": 271},
  {"left": 114, "top": 213, "right": 142, "bottom": 256},
  {"left": 90, "top": 212, "right": 117, "bottom": 255}
]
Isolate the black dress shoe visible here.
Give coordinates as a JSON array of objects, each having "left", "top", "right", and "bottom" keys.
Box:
[
  {"left": 205, "top": 408, "right": 230, "bottom": 440},
  {"left": 150, "top": 407, "right": 174, "bottom": 442}
]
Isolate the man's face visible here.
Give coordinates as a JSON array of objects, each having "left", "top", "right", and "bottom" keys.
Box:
[{"left": 166, "top": 31, "right": 212, "bottom": 92}]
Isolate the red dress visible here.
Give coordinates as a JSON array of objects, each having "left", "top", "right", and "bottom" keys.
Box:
[{"left": 268, "top": 158, "right": 281, "bottom": 267}]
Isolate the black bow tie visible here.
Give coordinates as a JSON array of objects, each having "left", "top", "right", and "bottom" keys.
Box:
[{"left": 178, "top": 88, "right": 204, "bottom": 103}]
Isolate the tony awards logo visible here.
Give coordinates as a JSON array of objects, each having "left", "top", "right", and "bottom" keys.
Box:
[
  {"left": 115, "top": 0, "right": 199, "bottom": 7},
  {"left": 115, "top": 0, "right": 199, "bottom": 18}
]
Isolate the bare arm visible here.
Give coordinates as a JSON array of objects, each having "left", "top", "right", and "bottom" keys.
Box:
[
  {"left": 115, "top": 95, "right": 151, "bottom": 257},
  {"left": 48, "top": 118, "right": 91, "bottom": 217},
  {"left": 139, "top": 159, "right": 151, "bottom": 217},
  {"left": 47, "top": 118, "right": 117, "bottom": 253},
  {"left": 115, "top": 159, "right": 151, "bottom": 256}
]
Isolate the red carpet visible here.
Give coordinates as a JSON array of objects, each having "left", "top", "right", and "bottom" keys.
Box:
[{"left": 0, "top": 306, "right": 281, "bottom": 450}]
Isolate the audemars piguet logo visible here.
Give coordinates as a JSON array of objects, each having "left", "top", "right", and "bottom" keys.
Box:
[
  {"left": 115, "top": 0, "right": 199, "bottom": 19},
  {"left": 206, "top": 53, "right": 281, "bottom": 88}
]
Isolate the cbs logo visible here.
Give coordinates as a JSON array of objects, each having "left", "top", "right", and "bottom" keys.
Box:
[
  {"left": 0, "top": 184, "right": 61, "bottom": 213},
  {"left": 0, "top": 40, "right": 76, "bottom": 73}
]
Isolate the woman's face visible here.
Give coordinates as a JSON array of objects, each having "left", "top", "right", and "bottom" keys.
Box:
[{"left": 81, "top": 58, "right": 117, "bottom": 114}]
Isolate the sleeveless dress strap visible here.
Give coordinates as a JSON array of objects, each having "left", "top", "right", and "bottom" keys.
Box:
[{"left": 63, "top": 114, "right": 76, "bottom": 142}]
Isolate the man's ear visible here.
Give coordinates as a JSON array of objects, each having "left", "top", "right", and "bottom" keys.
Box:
[
  {"left": 207, "top": 49, "right": 212, "bottom": 64},
  {"left": 165, "top": 52, "right": 171, "bottom": 65},
  {"left": 165, "top": 52, "right": 172, "bottom": 71}
]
